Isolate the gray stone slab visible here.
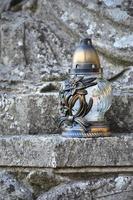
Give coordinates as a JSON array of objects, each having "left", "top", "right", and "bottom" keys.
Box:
[{"left": 0, "top": 135, "right": 132, "bottom": 168}]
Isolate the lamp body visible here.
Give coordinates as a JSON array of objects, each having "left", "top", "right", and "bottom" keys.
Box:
[{"left": 59, "top": 38, "right": 112, "bottom": 138}]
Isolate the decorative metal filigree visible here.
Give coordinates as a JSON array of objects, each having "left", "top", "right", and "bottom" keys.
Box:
[{"left": 59, "top": 76, "right": 97, "bottom": 132}]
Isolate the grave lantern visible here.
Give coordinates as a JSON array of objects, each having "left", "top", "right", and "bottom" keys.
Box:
[{"left": 59, "top": 38, "right": 112, "bottom": 137}]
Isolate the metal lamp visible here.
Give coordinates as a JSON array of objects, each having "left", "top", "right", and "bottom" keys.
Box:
[{"left": 59, "top": 38, "right": 112, "bottom": 138}]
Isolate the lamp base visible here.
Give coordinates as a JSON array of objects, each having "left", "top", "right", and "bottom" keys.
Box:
[
  {"left": 62, "top": 122, "right": 110, "bottom": 138},
  {"left": 62, "top": 131, "right": 110, "bottom": 138}
]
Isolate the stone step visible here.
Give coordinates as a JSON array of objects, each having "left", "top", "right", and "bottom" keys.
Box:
[
  {"left": 0, "top": 135, "right": 132, "bottom": 168},
  {"left": 0, "top": 93, "right": 133, "bottom": 135}
]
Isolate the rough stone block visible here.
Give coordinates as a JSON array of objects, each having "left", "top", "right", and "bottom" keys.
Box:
[
  {"left": 0, "top": 171, "right": 33, "bottom": 200},
  {"left": 0, "top": 93, "right": 60, "bottom": 135},
  {"left": 0, "top": 92, "right": 133, "bottom": 135},
  {"left": 106, "top": 94, "right": 133, "bottom": 133},
  {"left": 0, "top": 135, "right": 132, "bottom": 168},
  {"left": 37, "top": 175, "right": 133, "bottom": 200}
]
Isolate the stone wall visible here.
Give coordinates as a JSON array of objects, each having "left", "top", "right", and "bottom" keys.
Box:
[{"left": 0, "top": 0, "right": 133, "bottom": 199}]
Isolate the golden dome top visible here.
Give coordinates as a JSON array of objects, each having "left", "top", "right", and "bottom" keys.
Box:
[{"left": 71, "top": 38, "right": 101, "bottom": 75}]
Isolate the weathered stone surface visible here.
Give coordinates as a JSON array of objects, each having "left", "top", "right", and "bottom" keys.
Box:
[
  {"left": 26, "top": 169, "right": 70, "bottom": 197},
  {"left": 0, "top": 0, "right": 37, "bottom": 13},
  {"left": 114, "top": 34, "right": 133, "bottom": 49},
  {"left": 0, "top": 0, "right": 133, "bottom": 86},
  {"left": 0, "top": 168, "right": 70, "bottom": 198},
  {"left": 0, "top": 91, "right": 132, "bottom": 134},
  {"left": 37, "top": 175, "right": 133, "bottom": 200},
  {"left": 0, "top": 135, "right": 132, "bottom": 168},
  {"left": 1, "top": 167, "right": 133, "bottom": 200},
  {"left": 102, "top": 0, "right": 124, "bottom": 7},
  {"left": 0, "top": 9, "right": 73, "bottom": 84},
  {"left": 106, "top": 94, "right": 133, "bottom": 133},
  {"left": 46, "top": 0, "right": 133, "bottom": 64},
  {"left": 0, "top": 0, "right": 133, "bottom": 135},
  {"left": 0, "top": 1, "right": 132, "bottom": 199},
  {"left": 0, "top": 171, "right": 33, "bottom": 200},
  {"left": 0, "top": 93, "right": 60, "bottom": 135}
]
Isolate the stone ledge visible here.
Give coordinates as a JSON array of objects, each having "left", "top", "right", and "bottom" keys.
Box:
[
  {"left": 0, "top": 135, "right": 132, "bottom": 168},
  {"left": 0, "top": 93, "right": 133, "bottom": 135}
]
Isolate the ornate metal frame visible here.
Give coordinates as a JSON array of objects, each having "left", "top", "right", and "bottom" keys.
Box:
[{"left": 59, "top": 76, "right": 97, "bottom": 132}]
